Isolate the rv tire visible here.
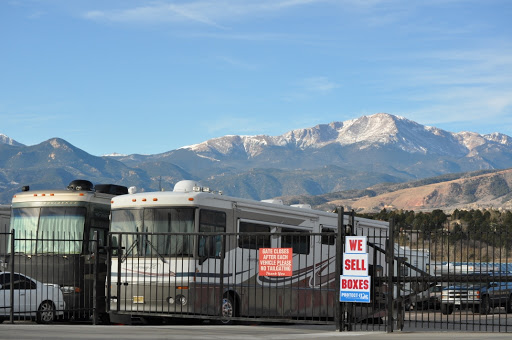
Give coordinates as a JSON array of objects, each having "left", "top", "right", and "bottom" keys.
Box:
[{"left": 220, "top": 294, "right": 238, "bottom": 325}]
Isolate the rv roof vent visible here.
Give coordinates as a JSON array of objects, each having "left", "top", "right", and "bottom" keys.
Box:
[
  {"left": 173, "top": 180, "right": 202, "bottom": 193},
  {"left": 290, "top": 204, "right": 312, "bottom": 209},
  {"left": 261, "top": 199, "right": 284, "bottom": 205},
  {"left": 95, "top": 184, "right": 129, "bottom": 195},
  {"left": 67, "top": 180, "right": 94, "bottom": 191}
]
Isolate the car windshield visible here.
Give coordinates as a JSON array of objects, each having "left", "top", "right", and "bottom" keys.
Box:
[
  {"left": 111, "top": 208, "right": 195, "bottom": 257},
  {"left": 9, "top": 207, "right": 86, "bottom": 254}
]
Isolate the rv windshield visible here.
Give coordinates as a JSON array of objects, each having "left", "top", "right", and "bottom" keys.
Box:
[
  {"left": 111, "top": 208, "right": 195, "bottom": 257},
  {"left": 10, "top": 206, "right": 86, "bottom": 254}
]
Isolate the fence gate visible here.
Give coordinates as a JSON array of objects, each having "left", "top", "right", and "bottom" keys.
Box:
[
  {"left": 107, "top": 230, "right": 342, "bottom": 325},
  {"left": 336, "top": 212, "right": 512, "bottom": 333},
  {"left": 391, "top": 227, "right": 512, "bottom": 332},
  {"left": 106, "top": 209, "right": 406, "bottom": 331}
]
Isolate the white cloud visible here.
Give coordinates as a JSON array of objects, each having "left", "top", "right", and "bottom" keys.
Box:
[
  {"left": 215, "top": 55, "right": 259, "bottom": 70},
  {"left": 83, "top": 3, "right": 221, "bottom": 27},
  {"left": 372, "top": 44, "right": 512, "bottom": 132},
  {"left": 82, "top": 0, "right": 326, "bottom": 26},
  {"left": 282, "top": 76, "right": 339, "bottom": 101},
  {"left": 201, "top": 115, "right": 275, "bottom": 135},
  {"left": 299, "top": 76, "right": 339, "bottom": 93}
]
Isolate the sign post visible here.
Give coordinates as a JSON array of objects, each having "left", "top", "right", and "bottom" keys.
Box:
[{"left": 340, "top": 236, "right": 371, "bottom": 303}]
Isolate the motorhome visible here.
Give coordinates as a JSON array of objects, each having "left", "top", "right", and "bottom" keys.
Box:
[
  {"left": 108, "top": 180, "right": 390, "bottom": 324},
  {"left": 0, "top": 205, "right": 10, "bottom": 254},
  {"left": 0, "top": 180, "right": 127, "bottom": 322}
]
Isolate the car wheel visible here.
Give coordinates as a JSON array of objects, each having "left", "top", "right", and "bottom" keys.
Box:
[
  {"left": 479, "top": 296, "right": 491, "bottom": 315},
  {"left": 441, "top": 304, "right": 453, "bottom": 315},
  {"left": 416, "top": 301, "right": 428, "bottom": 310},
  {"left": 506, "top": 295, "right": 512, "bottom": 313},
  {"left": 36, "top": 300, "right": 56, "bottom": 324}
]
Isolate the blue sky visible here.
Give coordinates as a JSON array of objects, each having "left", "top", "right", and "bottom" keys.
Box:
[{"left": 1, "top": 0, "right": 511, "bottom": 156}]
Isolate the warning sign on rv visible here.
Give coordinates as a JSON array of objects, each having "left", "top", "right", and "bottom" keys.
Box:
[{"left": 258, "top": 248, "right": 293, "bottom": 277}]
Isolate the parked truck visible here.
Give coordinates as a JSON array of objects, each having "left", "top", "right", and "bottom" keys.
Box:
[{"left": 440, "top": 273, "right": 512, "bottom": 315}]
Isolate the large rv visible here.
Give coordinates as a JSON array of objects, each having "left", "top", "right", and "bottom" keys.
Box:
[
  {"left": 108, "top": 180, "right": 390, "bottom": 324},
  {"left": 0, "top": 180, "right": 127, "bottom": 322},
  {"left": 0, "top": 205, "right": 10, "bottom": 254}
]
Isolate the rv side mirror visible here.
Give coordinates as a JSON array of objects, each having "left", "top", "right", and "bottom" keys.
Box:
[
  {"left": 198, "top": 235, "right": 211, "bottom": 265},
  {"left": 91, "top": 241, "right": 97, "bottom": 254},
  {"left": 110, "top": 236, "right": 123, "bottom": 256},
  {"left": 97, "top": 238, "right": 106, "bottom": 254}
]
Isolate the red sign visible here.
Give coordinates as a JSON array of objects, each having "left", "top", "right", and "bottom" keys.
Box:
[{"left": 258, "top": 248, "right": 293, "bottom": 277}]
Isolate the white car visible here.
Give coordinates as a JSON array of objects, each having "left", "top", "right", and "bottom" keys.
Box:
[{"left": 0, "top": 272, "right": 65, "bottom": 324}]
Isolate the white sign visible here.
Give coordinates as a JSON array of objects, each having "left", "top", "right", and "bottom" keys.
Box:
[
  {"left": 340, "top": 236, "right": 371, "bottom": 303},
  {"left": 345, "top": 236, "right": 367, "bottom": 254},
  {"left": 343, "top": 253, "right": 368, "bottom": 277}
]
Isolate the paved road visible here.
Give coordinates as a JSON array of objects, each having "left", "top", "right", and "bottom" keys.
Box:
[
  {"left": 1, "top": 309, "right": 511, "bottom": 340},
  {"left": 1, "top": 323, "right": 512, "bottom": 340}
]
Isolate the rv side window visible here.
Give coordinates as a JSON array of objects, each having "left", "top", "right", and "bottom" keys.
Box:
[
  {"left": 321, "top": 227, "right": 336, "bottom": 245},
  {"left": 198, "top": 210, "right": 226, "bottom": 258},
  {"left": 238, "top": 222, "right": 271, "bottom": 249},
  {"left": 281, "top": 228, "right": 310, "bottom": 255}
]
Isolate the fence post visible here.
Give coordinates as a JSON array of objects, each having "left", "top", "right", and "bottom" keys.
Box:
[
  {"left": 386, "top": 218, "right": 395, "bottom": 333},
  {"left": 9, "top": 229, "right": 14, "bottom": 324},
  {"left": 116, "top": 234, "right": 122, "bottom": 312},
  {"left": 92, "top": 231, "right": 99, "bottom": 325},
  {"left": 335, "top": 206, "right": 344, "bottom": 331},
  {"left": 346, "top": 210, "right": 355, "bottom": 330},
  {"left": 219, "top": 234, "right": 225, "bottom": 319},
  {"left": 106, "top": 233, "right": 112, "bottom": 314}
]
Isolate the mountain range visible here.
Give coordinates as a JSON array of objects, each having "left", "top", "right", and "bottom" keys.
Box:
[{"left": 1, "top": 113, "right": 512, "bottom": 211}]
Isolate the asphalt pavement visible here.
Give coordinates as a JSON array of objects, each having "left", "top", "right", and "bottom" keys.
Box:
[{"left": 1, "top": 323, "right": 512, "bottom": 340}]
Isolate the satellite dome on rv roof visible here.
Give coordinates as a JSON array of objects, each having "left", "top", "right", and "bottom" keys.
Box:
[
  {"left": 67, "top": 180, "right": 94, "bottom": 191},
  {"left": 173, "top": 180, "right": 202, "bottom": 192}
]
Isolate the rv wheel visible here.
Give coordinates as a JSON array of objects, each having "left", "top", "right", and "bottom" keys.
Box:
[{"left": 220, "top": 295, "right": 237, "bottom": 325}]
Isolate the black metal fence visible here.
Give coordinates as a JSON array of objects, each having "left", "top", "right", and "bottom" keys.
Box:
[
  {"left": 393, "top": 228, "right": 512, "bottom": 332},
  {"left": 106, "top": 226, "right": 405, "bottom": 331},
  {"left": 0, "top": 230, "right": 103, "bottom": 324},
  {"left": 2, "top": 221, "right": 512, "bottom": 332}
]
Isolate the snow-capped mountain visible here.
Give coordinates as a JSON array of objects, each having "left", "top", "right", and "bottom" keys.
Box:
[
  {"left": 0, "top": 133, "right": 23, "bottom": 147},
  {"left": 1, "top": 113, "right": 512, "bottom": 204},
  {"left": 104, "top": 113, "right": 512, "bottom": 200},
  {"left": 180, "top": 113, "right": 505, "bottom": 161}
]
